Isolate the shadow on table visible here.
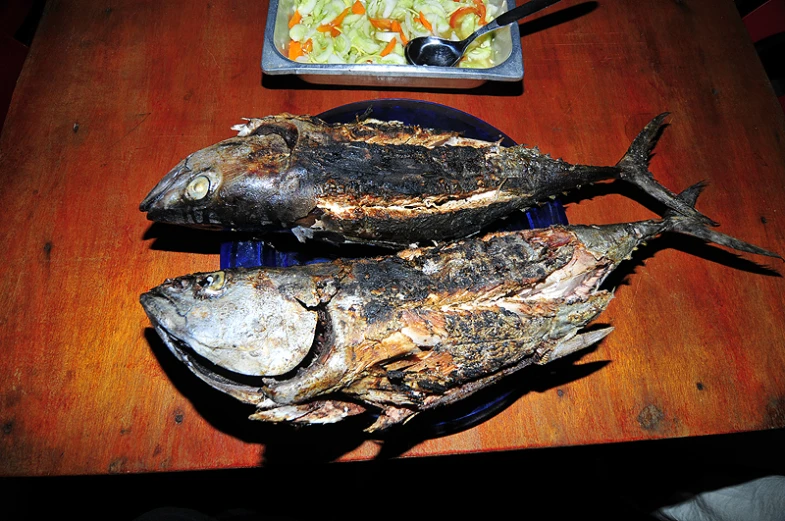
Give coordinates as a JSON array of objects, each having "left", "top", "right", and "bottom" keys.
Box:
[
  {"left": 519, "top": 1, "right": 598, "bottom": 38},
  {"left": 7, "top": 427, "right": 785, "bottom": 521},
  {"left": 143, "top": 223, "right": 233, "bottom": 255},
  {"left": 145, "top": 328, "right": 367, "bottom": 465}
]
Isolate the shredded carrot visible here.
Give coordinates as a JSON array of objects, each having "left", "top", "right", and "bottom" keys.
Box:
[
  {"left": 418, "top": 11, "right": 433, "bottom": 32},
  {"left": 333, "top": 7, "right": 350, "bottom": 26},
  {"left": 352, "top": 0, "right": 365, "bottom": 15},
  {"left": 448, "top": 0, "right": 487, "bottom": 27},
  {"left": 318, "top": 7, "right": 350, "bottom": 34},
  {"left": 450, "top": 6, "right": 482, "bottom": 28},
  {"left": 380, "top": 39, "right": 397, "bottom": 57},
  {"left": 288, "top": 10, "right": 302, "bottom": 28},
  {"left": 472, "top": 0, "right": 487, "bottom": 24},
  {"left": 369, "top": 17, "right": 393, "bottom": 30},
  {"left": 390, "top": 21, "right": 408, "bottom": 44},
  {"left": 288, "top": 40, "right": 303, "bottom": 60}
]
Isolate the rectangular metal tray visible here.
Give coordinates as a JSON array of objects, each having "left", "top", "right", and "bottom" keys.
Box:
[{"left": 261, "top": 0, "right": 524, "bottom": 89}]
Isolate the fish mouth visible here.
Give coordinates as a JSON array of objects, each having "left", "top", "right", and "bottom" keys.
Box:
[
  {"left": 139, "top": 176, "right": 225, "bottom": 230},
  {"left": 140, "top": 291, "right": 192, "bottom": 366},
  {"left": 140, "top": 290, "right": 216, "bottom": 373},
  {"left": 139, "top": 160, "right": 191, "bottom": 213},
  {"left": 139, "top": 190, "right": 159, "bottom": 213}
]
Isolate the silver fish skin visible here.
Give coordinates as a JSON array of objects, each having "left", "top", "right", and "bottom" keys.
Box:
[
  {"left": 139, "top": 113, "right": 712, "bottom": 247},
  {"left": 139, "top": 185, "right": 779, "bottom": 432}
]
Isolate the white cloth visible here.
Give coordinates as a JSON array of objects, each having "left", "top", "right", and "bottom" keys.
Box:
[{"left": 653, "top": 476, "right": 785, "bottom": 521}]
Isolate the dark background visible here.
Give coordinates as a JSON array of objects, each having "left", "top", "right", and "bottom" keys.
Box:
[{"left": 3, "top": 428, "right": 785, "bottom": 520}]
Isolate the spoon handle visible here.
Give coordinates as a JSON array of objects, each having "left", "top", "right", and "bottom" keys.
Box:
[
  {"left": 462, "top": 0, "right": 561, "bottom": 49},
  {"left": 495, "top": 0, "right": 561, "bottom": 28}
]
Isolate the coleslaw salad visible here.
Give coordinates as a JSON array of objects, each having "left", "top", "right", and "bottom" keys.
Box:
[{"left": 286, "top": 0, "right": 503, "bottom": 68}]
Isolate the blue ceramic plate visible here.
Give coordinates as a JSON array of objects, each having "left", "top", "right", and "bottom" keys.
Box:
[{"left": 220, "top": 99, "right": 568, "bottom": 436}]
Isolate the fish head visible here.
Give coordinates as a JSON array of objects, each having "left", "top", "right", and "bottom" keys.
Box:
[
  {"left": 140, "top": 269, "right": 319, "bottom": 377},
  {"left": 139, "top": 133, "right": 315, "bottom": 230}
]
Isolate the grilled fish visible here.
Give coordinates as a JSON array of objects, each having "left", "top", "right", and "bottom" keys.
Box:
[
  {"left": 140, "top": 185, "right": 779, "bottom": 432},
  {"left": 139, "top": 112, "right": 712, "bottom": 247}
]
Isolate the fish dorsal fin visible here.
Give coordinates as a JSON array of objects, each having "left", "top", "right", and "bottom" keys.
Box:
[{"left": 231, "top": 118, "right": 263, "bottom": 136}]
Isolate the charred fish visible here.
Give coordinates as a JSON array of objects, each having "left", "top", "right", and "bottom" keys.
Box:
[
  {"left": 139, "top": 113, "right": 711, "bottom": 247},
  {"left": 140, "top": 185, "right": 778, "bottom": 432}
]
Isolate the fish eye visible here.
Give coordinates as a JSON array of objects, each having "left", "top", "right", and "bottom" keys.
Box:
[
  {"left": 199, "top": 271, "right": 226, "bottom": 296},
  {"left": 186, "top": 175, "right": 211, "bottom": 201}
]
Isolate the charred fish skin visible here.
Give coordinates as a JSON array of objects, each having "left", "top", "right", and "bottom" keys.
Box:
[
  {"left": 140, "top": 113, "right": 711, "bottom": 246},
  {"left": 140, "top": 186, "right": 779, "bottom": 432}
]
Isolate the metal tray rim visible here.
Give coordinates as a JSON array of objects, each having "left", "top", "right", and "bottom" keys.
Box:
[{"left": 261, "top": 0, "right": 524, "bottom": 86}]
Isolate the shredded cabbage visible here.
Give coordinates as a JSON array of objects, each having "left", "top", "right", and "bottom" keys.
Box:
[{"left": 286, "top": 0, "right": 502, "bottom": 68}]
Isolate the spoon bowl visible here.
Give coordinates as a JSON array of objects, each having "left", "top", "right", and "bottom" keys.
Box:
[
  {"left": 405, "top": 36, "right": 471, "bottom": 68},
  {"left": 405, "top": 0, "right": 561, "bottom": 67}
]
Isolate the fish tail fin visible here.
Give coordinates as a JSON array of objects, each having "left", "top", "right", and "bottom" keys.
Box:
[
  {"left": 617, "top": 113, "right": 719, "bottom": 227},
  {"left": 663, "top": 183, "right": 782, "bottom": 259}
]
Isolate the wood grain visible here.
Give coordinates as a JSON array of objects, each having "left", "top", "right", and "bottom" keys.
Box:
[{"left": 1, "top": 0, "right": 784, "bottom": 476}]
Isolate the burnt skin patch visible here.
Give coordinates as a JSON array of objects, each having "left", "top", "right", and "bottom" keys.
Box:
[
  {"left": 362, "top": 301, "right": 393, "bottom": 325},
  {"left": 321, "top": 198, "right": 525, "bottom": 246},
  {"left": 2, "top": 420, "right": 13, "bottom": 435},
  {"left": 174, "top": 410, "right": 184, "bottom": 424},
  {"left": 416, "top": 379, "right": 450, "bottom": 394},
  {"left": 73, "top": 123, "right": 79, "bottom": 133},
  {"left": 387, "top": 370, "right": 405, "bottom": 384},
  {"left": 300, "top": 141, "right": 497, "bottom": 199},
  {"left": 638, "top": 404, "right": 665, "bottom": 431},
  {"left": 696, "top": 382, "right": 705, "bottom": 391},
  {"left": 43, "top": 241, "right": 52, "bottom": 261},
  {"left": 352, "top": 258, "right": 430, "bottom": 324}
]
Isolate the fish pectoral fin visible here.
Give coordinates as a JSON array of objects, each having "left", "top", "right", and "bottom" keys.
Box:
[
  {"left": 537, "top": 326, "right": 614, "bottom": 364},
  {"left": 364, "top": 407, "right": 418, "bottom": 433},
  {"left": 250, "top": 400, "right": 367, "bottom": 424}
]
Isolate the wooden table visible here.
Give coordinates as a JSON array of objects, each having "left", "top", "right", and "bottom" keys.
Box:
[{"left": 1, "top": 0, "right": 784, "bottom": 477}]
